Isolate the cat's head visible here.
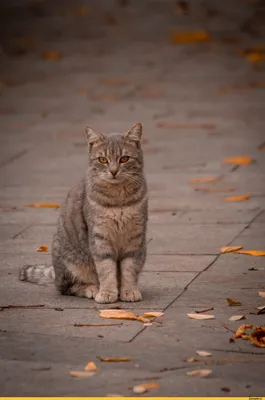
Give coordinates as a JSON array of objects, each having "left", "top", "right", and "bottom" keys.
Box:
[{"left": 85, "top": 123, "right": 144, "bottom": 186}]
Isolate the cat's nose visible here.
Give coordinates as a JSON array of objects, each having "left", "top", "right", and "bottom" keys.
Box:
[{"left": 109, "top": 168, "right": 118, "bottom": 177}]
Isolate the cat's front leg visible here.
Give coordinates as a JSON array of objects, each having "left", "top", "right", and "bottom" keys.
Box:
[
  {"left": 94, "top": 256, "right": 118, "bottom": 304},
  {"left": 119, "top": 255, "right": 143, "bottom": 302}
]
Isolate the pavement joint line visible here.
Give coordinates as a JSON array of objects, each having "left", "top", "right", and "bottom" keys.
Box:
[
  {"left": 11, "top": 226, "right": 31, "bottom": 240},
  {"left": 228, "top": 209, "right": 264, "bottom": 245},
  {"left": 0, "top": 149, "right": 28, "bottom": 169}
]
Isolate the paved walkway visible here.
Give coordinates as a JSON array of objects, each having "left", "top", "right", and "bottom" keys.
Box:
[{"left": 0, "top": 0, "right": 265, "bottom": 396}]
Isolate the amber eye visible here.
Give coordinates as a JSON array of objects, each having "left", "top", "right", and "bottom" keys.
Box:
[
  {"left": 120, "top": 156, "right": 129, "bottom": 163},
  {"left": 98, "top": 157, "right": 108, "bottom": 164}
]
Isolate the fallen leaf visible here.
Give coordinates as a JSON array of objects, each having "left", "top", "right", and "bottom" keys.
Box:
[
  {"left": 220, "top": 246, "right": 243, "bottom": 254},
  {"left": 221, "top": 387, "right": 231, "bottom": 393},
  {"left": 259, "top": 292, "right": 265, "bottom": 298},
  {"left": 172, "top": 1, "right": 189, "bottom": 15},
  {"left": 186, "top": 369, "right": 212, "bottom": 377},
  {"left": 143, "top": 312, "right": 164, "bottom": 318},
  {"left": 196, "top": 351, "right": 212, "bottom": 357},
  {"left": 237, "top": 250, "right": 265, "bottom": 257},
  {"left": 69, "top": 370, "right": 96, "bottom": 378},
  {"left": 186, "top": 357, "right": 198, "bottom": 363},
  {"left": 101, "top": 77, "right": 129, "bottom": 86},
  {"left": 223, "top": 194, "right": 249, "bottom": 202},
  {"left": 98, "top": 356, "right": 132, "bottom": 362},
  {"left": 194, "top": 187, "right": 234, "bottom": 193},
  {"left": 26, "top": 203, "right": 61, "bottom": 208},
  {"left": 42, "top": 51, "right": 62, "bottom": 61},
  {"left": 221, "top": 37, "right": 240, "bottom": 44},
  {"left": 226, "top": 298, "right": 242, "bottom": 306},
  {"left": 132, "top": 382, "right": 159, "bottom": 394},
  {"left": 217, "top": 82, "right": 265, "bottom": 93},
  {"left": 229, "top": 315, "right": 246, "bottom": 321},
  {"left": 187, "top": 313, "right": 215, "bottom": 320},
  {"left": 156, "top": 121, "right": 215, "bottom": 130},
  {"left": 223, "top": 156, "right": 253, "bottom": 165},
  {"left": 100, "top": 309, "right": 148, "bottom": 323},
  {"left": 257, "top": 306, "right": 265, "bottom": 315},
  {"left": 249, "top": 326, "right": 265, "bottom": 348},
  {"left": 76, "top": 6, "right": 89, "bottom": 16},
  {"left": 190, "top": 177, "right": 220, "bottom": 183},
  {"left": 234, "top": 324, "right": 253, "bottom": 339},
  {"left": 143, "top": 322, "right": 153, "bottom": 327},
  {"left": 245, "top": 51, "right": 265, "bottom": 63},
  {"left": 258, "top": 142, "right": 265, "bottom": 151},
  {"left": 171, "top": 30, "right": 211, "bottom": 44},
  {"left": 229, "top": 338, "right": 235, "bottom": 343},
  {"left": 195, "top": 307, "right": 214, "bottom": 313},
  {"left": 84, "top": 362, "right": 98, "bottom": 371},
  {"left": 36, "top": 245, "right": 48, "bottom": 252}
]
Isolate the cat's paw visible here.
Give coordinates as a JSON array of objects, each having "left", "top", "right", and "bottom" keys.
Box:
[
  {"left": 95, "top": 290, "right": 118, "bottom": 304},
  {"left": 120, "top": 289, "right": 142, "bottom": 302},
  {"left": 85, "top": 285, "right": 99, "bottom": 299}
]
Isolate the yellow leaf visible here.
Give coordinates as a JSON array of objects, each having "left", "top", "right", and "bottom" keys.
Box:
[
  {"left": 99, "top": 309, "right": 148, "bottom": 323},
  {"left": 190, "top": 177, "right": 220, "bottom": 183},
  {"left": 36, "top": 245, "right": 48, "bottom": 252},
  {"left": 133, "top": 382, "right": 159, "bottom": 394},
  {"left": 234, "top": 324, "right": 253, "bottom": 339},
  {"left": 259, "top": 292, "right": 265, "bottom": 298},
  {"left": 26, "top": 203, "right": 61, "bottom": 208},
  {"left": 69, "top": 370, "right": 95, "bottom": 378},
  {"left": 226, "top": 298, "right": 242, "bottom": 306},
  {"left": 237, "top": 250, "right": 265, "bottom": 257},
  {"left": 223, "top": 194, "right": 249, "bottom": 202},
  {"left": 220, "top": 246, "right": 243, "bottom": 254},
  {"left": 171, "top": 30, "right": 211, "bottom": 44},
  {"left": 229, "top": 315, "right": 246, "bottom": 321},
  {"left": 42, "top": 51, "right": 62, "bottom": 61},
  {"left": 98, "top": 356, "right": 131, "bottom": 362},
  {"left": 84, "top": 361, "right": 98, "bottom": 371},
  {"left": 196, "top": 351, "right": 212, "bottom": 357},
  {"left": 224, "top": 156, "right": 253, "bottom": 165},
  {"left": 156, "top": 121, "right": 215, "bottom": 130},
  {"left": 187, "top": 313, "right": 215, "bottom": 320},
  {"left": 249, "top": 326, "right": 265, "bottom": 348},
  {"left": 143, "top": 311, "right": 164, "bottom": 318},
  {"left": 186, "top": 369, "right": 212, "bottom": 377}
]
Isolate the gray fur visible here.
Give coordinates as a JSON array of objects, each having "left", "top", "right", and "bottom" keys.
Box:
[{"left": 19, "top": 123, "right": 148, "bottom": 303}]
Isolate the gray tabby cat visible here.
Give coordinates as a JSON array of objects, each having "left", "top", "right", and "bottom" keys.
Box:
[{"left": 19, "top": 123, "right": 148, "bottom": 303}]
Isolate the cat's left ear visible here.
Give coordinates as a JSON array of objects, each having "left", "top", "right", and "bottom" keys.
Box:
[
  {"left": 123, "top": 122, "right": 142, "bottom": 143},
  {"left": 85, "top": 126, "right": 104, "bottom": 147}
]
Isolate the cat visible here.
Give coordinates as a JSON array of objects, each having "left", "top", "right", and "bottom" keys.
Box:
[{"left": 19, "top": 123, "right": 148, "bottom": 304}]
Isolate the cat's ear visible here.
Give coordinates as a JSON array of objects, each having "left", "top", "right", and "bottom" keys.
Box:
[
  {"left": 123, "top": 122, "right": 142, "bottom": 142},
  {"left": 85, "top": 126, "right": 104, "bottom": 147}
]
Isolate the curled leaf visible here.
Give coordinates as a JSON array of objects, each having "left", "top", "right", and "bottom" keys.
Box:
[
  {"left": 84, "top": 362, "right": 98, "bottom": 371},
  {"left": 249, "top": 326, "right": 265, "bottom": 348},
  {"left": 229, "top": 315, "right": 246, "bottom": 321},
  {"left": 223, "top": 194, "right": 249, "bottom": 202},
  {"left": 187, "top": 313, "right": 215, "bottom": 320},
  {"left": 226, "top": 298, "right": 242, "bottom": 306},
  {"left": 196, "top": 351, "right": 212, "bottom": 357},
  {"left": 257, "top": 306, "right": 265, "bottom": 314},
  {"left": 186, "top": 369, "right": 212, "bottom": 377},
  {"left": 98, "top": 356, "right": 131, "bottom": 362},
  {"left": 220, "top": 246, "right": 243, "bottom": 254},
  {"left": 237, "top": 250, "right": 265, "bottom": 257},
  {"left": 100, "top": 309, "right": 148, "bottom": 323},
  {"left": 36, "top": 245, "right": 48, "bottom": 252},
  {"left": 171, "top": 30, "right": 211, "bottom": 44},
  {"left": 143, "top": 311, "right": 164, "bottom": 318},
  {"left": 223, "top": 156, "right": 253, "bottom": 165},
  {"left": 69, "top": 370, "right": 95, "bottom": 378},
  {"left": 26, "top": 203, "right": 61, "bottom": 208},
  {"left": 132, "top": 382, "right": 159, "bottom": 394},
  {"left": 259, "top": 292, "right": 265, "bottom": 298},
  {"left": 234, "top": 324, "right": 253, "bottom": 339}
]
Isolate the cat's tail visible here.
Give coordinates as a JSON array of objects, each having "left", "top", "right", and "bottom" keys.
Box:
[{"left": 19, "top": 265, "right": 55, "bottom": 285}]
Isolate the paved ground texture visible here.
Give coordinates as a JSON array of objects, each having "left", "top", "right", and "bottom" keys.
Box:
[{"left": 1, "top": 0, "right": 265, "bottom": 396}]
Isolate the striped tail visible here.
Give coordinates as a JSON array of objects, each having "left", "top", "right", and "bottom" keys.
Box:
[{"left": 19, "top": 265, "right": 55, "bottom": 285}]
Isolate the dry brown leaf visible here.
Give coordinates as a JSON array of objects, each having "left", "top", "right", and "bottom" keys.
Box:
[
  {"left": 257, "top": 306, "right": 265, "bottom": 312},
  {"left": 26, "top": 203, "right": 61, "bottom": 208},
  {"left": 156, "top": 121, "right": 215, "bottom": 130},
  {"left": 236, "top": 250, "right": 265, "bottom": 257},
  {"left": 143, "top": 312, "right": 164, "bottom": 318},
  {"left": 132, "top": 382, "right": 159, "bottom": 394},
  {"left": 98, "top": 356, "right": 132, "bottom": 362},
  {"left": 259, "top": 292, "right": 265, "bottom": 298},
  {"left": 84, "top": 361, "right": 98, "bottom": 371},
  {"left": 196, "top": 351, "right": 212, "bottom": 357},
  {"left": 36, "top": 245, "right": 48, "bottom": 252},
  {"left": 223, "top": 156, "right": 253, "bottom": 165},
  {"left": 190, "top": 177, "right": 220, "bottom": 183},
  {"left": 223, "top": 194, "right": 249, "bottom": 202},
  {"left": 69, "top": 370, "right": 96, "bottom": 378},
  {"left": 226, "top": 298, "right": 242, "bottom": 306},
  {"left": 42, "top": 51, "right": 62, "bottom": 61},
  {"left": 229, "top": 315, "right": 246, "bottom": 321},
  {"left": 187, "top": 313, "right": 215, "bottom": 320},
  {"left": 100, "top": 309, "right": 148, "bottom": 323},
  {"left": 171, "top": 30, "right": 211, "bottom": 44},
  {"left": 245, "top": 52, "right": 265, "bottom": 63},
  {"left": 186, "top": 357, "right": 198, "bottom": 363},
  {"left": 249, "top": 326, "right": 265, "bottom": 348},
  {"left": 234, "top": 324, "right": 253, "bottom": 339},
  {"left": 172, "top": 1, "right": 189, "bottom": 15},
  {"left": 258, "top": 142, "right": 265, "bottom": 151},
  {"left": 220, "top": 246, "right": 243, "bottom": 254},
  {"left": 186, "top": 369, "right": 212, "bottom": 377},
  {"left": 194, "top": 187, "right": 234, "bottom": 193}
]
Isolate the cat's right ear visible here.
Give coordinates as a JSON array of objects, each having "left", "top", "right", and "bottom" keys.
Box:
[{"left": 85, "top": 126, "right": 104, "bottom": 148}]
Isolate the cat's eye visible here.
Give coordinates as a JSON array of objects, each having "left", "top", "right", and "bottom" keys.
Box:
[
  {"left": 98, "top": 157, "right": 108, "bottom": 164},
  {"left": 119, "top": 156, "right": 129, "bottom": 164}
]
